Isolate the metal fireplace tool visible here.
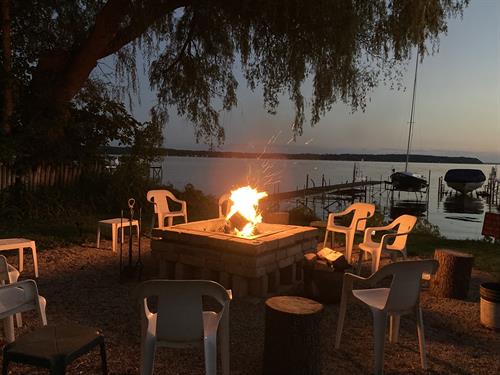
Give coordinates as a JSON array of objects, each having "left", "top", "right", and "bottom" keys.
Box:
[{"left": 119, "top": 198, "right": 143, "bottom": 281}]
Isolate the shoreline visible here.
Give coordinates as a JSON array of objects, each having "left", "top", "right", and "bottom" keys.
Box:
[{"left": 105, "top": 146, "right": 484, "bottom": 164}]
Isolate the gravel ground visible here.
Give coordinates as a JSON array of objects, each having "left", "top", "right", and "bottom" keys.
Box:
[{"left": 1, "top": 238, "right": 499, "bottom": 375}]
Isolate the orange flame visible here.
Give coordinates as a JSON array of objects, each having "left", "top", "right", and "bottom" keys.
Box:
[{"left": 225, "top": 186, "right": 268, "bottom": 237}]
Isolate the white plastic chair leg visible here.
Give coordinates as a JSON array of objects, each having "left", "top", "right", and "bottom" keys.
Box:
[
  {"left": 31, "top": 243, "right": 39, "bottom": 277},
  {"left": 345, "top": 233, "right": 353, "bottom": 264},
  {"left": 111, "top": 225, "right": 117, "bottom": 253},
  {"left": 15, "top": 313, "right": 22, "bottom": 328},
  {"left": 323, "top": 230, "right": 329, "bottom": 248},
  {"left": 96, "top": 225, "right": 101, "bottom": 248},
  {"left": 18, "top": 247, "right": 23, "bottom": 273},
  {"left": 39, "top": 296, "right": 47, "bottom": 326},
  {"left": 372, "top": 310, "right": 387, "bottom": 375},
  {"left": 371, "top": 249, "right": 382, "bottom": 274},
  {"left": 416, "top": 306, "right": 428, "bottom": 369},
  {"left": 3, "top": 315, "right": 15, "bottom": 343},
  {"left": 167, "top": 217, "right": 173, "bottom": 227},
  {"left": 204, "top": 336, "right": 217, "bottom": 375},
  {"left": 140, "top": 337, "right": 156, "bottom": 375},
  {"left": 389, "top": 314, "right": 400, "bottom": 343}
]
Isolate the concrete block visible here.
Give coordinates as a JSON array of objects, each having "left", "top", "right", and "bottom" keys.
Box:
[
  {"left": 249, "top": 274, "right": 269, "bottom": 297},
  {"left": 219, "top": 272, "right": 231, "bottom": 289},
  {"left": 286, "top": 244, "right": 303, "bottom": 257},
  {"left": 232, "top": 275, "right": 249, "bottom": 298},
  {"left": 280, "top": 264, "right": 296, "bottom": 285},
  {"left": 278, "top": 257, "right": 294, "bottom": 269}
]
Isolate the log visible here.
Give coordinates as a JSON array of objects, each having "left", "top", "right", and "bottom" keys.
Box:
[
  {"left": 430, "top": 249, "right": 474, "bottom": 299},
  {"left": 263, "top": 296, "right": 323, "bottom": 375}
]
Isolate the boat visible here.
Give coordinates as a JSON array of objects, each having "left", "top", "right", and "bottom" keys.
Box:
[
  {"left": 391, "top": 171, "right": 427, "bottom": 192},
  {"left": 390, "top": 54, "right": 427, "bottom": 192},
  {"left": 444, "top": 169, "right": 486, "bottom": 194}
]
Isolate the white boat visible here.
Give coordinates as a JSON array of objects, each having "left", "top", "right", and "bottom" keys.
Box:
[{"left": 444, "top": 169, "right": 486, "bottom": 194}]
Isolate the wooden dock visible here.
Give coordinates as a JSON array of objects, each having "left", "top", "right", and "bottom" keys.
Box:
[{"left": 265, "top": 180, "right": 384, "bottom": 202}]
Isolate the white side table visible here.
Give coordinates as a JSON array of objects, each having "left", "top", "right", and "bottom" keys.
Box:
[
  {"left": 0, "top": 238, "right": 39, "bottom": 277},
  {"left": 96, "top": 218, "right": 140, "bottom": 253}
]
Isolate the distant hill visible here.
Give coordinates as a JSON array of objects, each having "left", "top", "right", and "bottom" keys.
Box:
[{"left": 104, "top": 146, "right": 482, "bottom": 164}]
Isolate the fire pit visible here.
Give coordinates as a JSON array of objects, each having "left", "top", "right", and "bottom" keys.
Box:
[{"left": 151, "top": 218, "right": 317, "bottom": 297}]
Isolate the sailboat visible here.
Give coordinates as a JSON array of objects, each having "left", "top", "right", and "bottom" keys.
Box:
[{"left": 390, "top": 54, "right": 428, "bottom": 192}]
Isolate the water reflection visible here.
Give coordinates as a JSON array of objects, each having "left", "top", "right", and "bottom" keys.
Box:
[
  {"left": 443, "top": 194, "right": 484, "bottom": 215},
  {"left": 390, "top": 200, "right": 427, "bottom": 219}
]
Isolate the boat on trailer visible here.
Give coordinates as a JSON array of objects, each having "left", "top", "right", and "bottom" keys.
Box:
[
  {"left": 444, "top": 169, "right": 486, "bottom": 194},
  {"left": 391, "top": 171, "right": 427, "bottom": 192}
]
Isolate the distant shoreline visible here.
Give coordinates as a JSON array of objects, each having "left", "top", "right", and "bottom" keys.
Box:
[{"left": 105, "top": 146, "right": 483, "bottom": 164}]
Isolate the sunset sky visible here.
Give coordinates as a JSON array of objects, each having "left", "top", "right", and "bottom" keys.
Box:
[{"left": 129, "top": 0, "right": 500, "bottom": 163}]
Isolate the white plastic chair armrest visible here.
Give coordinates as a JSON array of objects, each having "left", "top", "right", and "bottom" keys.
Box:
[
  {"left": 352, "top": 216, "right": 369, "bottom": 230},
  {"left": 171, "top": 196, "right": 186, "bottom": 205},
  {"left": 381, "top": 231, "right": 413, "bottom": 246}
]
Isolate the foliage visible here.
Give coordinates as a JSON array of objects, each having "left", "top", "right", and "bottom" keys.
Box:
[
  {"left": 289, "top": 205, "right": 319, "bottom": 226},
  {"left": 0, "top": 177, "right": 218, "bottom": 246},
  {"left": 1, "top": 0, "right": 469, "bottom": 161}
]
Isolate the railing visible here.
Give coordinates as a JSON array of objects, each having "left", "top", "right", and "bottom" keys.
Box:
[{"left": 0, "top": 163, "right": 104, "bottom": 191}]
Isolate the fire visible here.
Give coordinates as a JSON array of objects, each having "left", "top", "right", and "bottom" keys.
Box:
[{"left": 225, "top": 186, "right": 268, "bottom": 237}]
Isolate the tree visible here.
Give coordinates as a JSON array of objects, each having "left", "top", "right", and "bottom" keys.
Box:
[{"left": 0, "top": 0, "right": 468, "bottom": 164}]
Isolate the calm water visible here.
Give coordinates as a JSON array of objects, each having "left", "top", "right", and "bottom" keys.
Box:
[{"left": 160, "top": 156, "right": 499, "bottom": 240}]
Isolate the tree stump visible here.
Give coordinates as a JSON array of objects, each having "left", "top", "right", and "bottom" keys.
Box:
[
  {"left": 430, "top": 249, "right": 474, "bottom": 299},
  {"left": 263, "top": 296, "right": 323, "bottom": 375}
]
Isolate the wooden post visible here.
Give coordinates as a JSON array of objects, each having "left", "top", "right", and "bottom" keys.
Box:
[
  {"left": 430, "top": 249, "right": 474, "bottom": 299},
  {"left": 263, "top": 296, "right": 323, "bottom": 375}
]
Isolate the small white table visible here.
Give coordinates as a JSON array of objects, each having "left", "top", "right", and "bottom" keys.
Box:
[
  {"left": 96, "top": 218, "right": 140, "bottom": 253},
  {"left": 0, "top": 238, "right": 39, "bottom": 277}
]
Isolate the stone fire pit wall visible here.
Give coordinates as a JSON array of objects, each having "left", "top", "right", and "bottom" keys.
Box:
[{"left": 151, "top": 219, "right": 318, "bottom": 297}]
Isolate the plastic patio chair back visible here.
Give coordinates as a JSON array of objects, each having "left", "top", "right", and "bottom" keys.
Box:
[
  {"left": 147, "top": 190, "right": 178, "bottom": 215},
  {"left": 0, "top": 280, "right": 47, "bottom": 342},
  {"left": 388, "top": 214, "right": 417, "bottom": 250},
  {"left": 377, "top": 260, "right": 438, "bottom": 313},
  {"left": 135, "top": 279, "right": 230, "bottom": 344},
  {"left": 349, "top": 203, "right": 376, "bottom": 231},
  {"left": 0, "top": 280, "right": 46, "bottom": 320}
]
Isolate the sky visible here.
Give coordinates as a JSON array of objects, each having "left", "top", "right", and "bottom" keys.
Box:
[{"left": 128, "top": 0, "right": 500, "bottom": 163}]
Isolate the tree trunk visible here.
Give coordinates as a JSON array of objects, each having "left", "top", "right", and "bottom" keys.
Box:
[
  {"left": 1, "top": 0, "right": 13, "bottom": 136},
  {"left": 430, "top": 249, "right": 474, "bottom": 299},
  {"left": 24, "top": 0, "right": 191, "bottom": 127},
  {"left": 263, "top": 296, "right": 323, "bottom": 375}
]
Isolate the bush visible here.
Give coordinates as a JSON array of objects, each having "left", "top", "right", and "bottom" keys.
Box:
[{"left": 289, "top": 206, "right": 319, "bottom": 226}]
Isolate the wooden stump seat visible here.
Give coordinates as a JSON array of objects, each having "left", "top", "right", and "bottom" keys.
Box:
[
  {"left": 263, "top": 296, "right": 323, "bottom": 375},
  {"left": 430, "top": 249, "right": 474, "bottom": 299}
]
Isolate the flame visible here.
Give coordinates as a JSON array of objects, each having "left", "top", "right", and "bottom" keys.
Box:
[{"left": 225, "top": 186, "right": 268, "bottom": 237}]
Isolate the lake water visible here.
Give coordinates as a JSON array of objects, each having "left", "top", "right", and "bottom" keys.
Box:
[{"left": 160, "top": 156, "right": 499, "bottom": 240}]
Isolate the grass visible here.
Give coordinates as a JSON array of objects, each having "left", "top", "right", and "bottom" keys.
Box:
[{"left": 407, "top": 233, "right": 500, "bottom": 280}]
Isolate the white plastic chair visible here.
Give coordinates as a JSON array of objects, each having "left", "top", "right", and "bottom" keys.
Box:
[
  {"left": 323, "top": 203, "right": 375, "bottom": 264},
  {"left": 135, "top": 280, "right": 232, "bottom": 375},
  {"left": 0, "top": 280, "right": 47, "bottom": 343},
  {"left": 0, "top": 255, "right": 23, "bottom": 328},
  {"left": 335, "top": 260, "right": 438, "bottom": 375},
  {"left": 218, "top": 193, "right": 231, "bottom": 218},
  {"left": 146, "top": 190, "right": 188, "bottom": 229},
  {"left": 357, "top": 214, "right": 417, "bottom": 274}
]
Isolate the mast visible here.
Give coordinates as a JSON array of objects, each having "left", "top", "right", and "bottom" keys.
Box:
[{"left": 405, "top": 54, "right": 419, "bottom": 172}]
